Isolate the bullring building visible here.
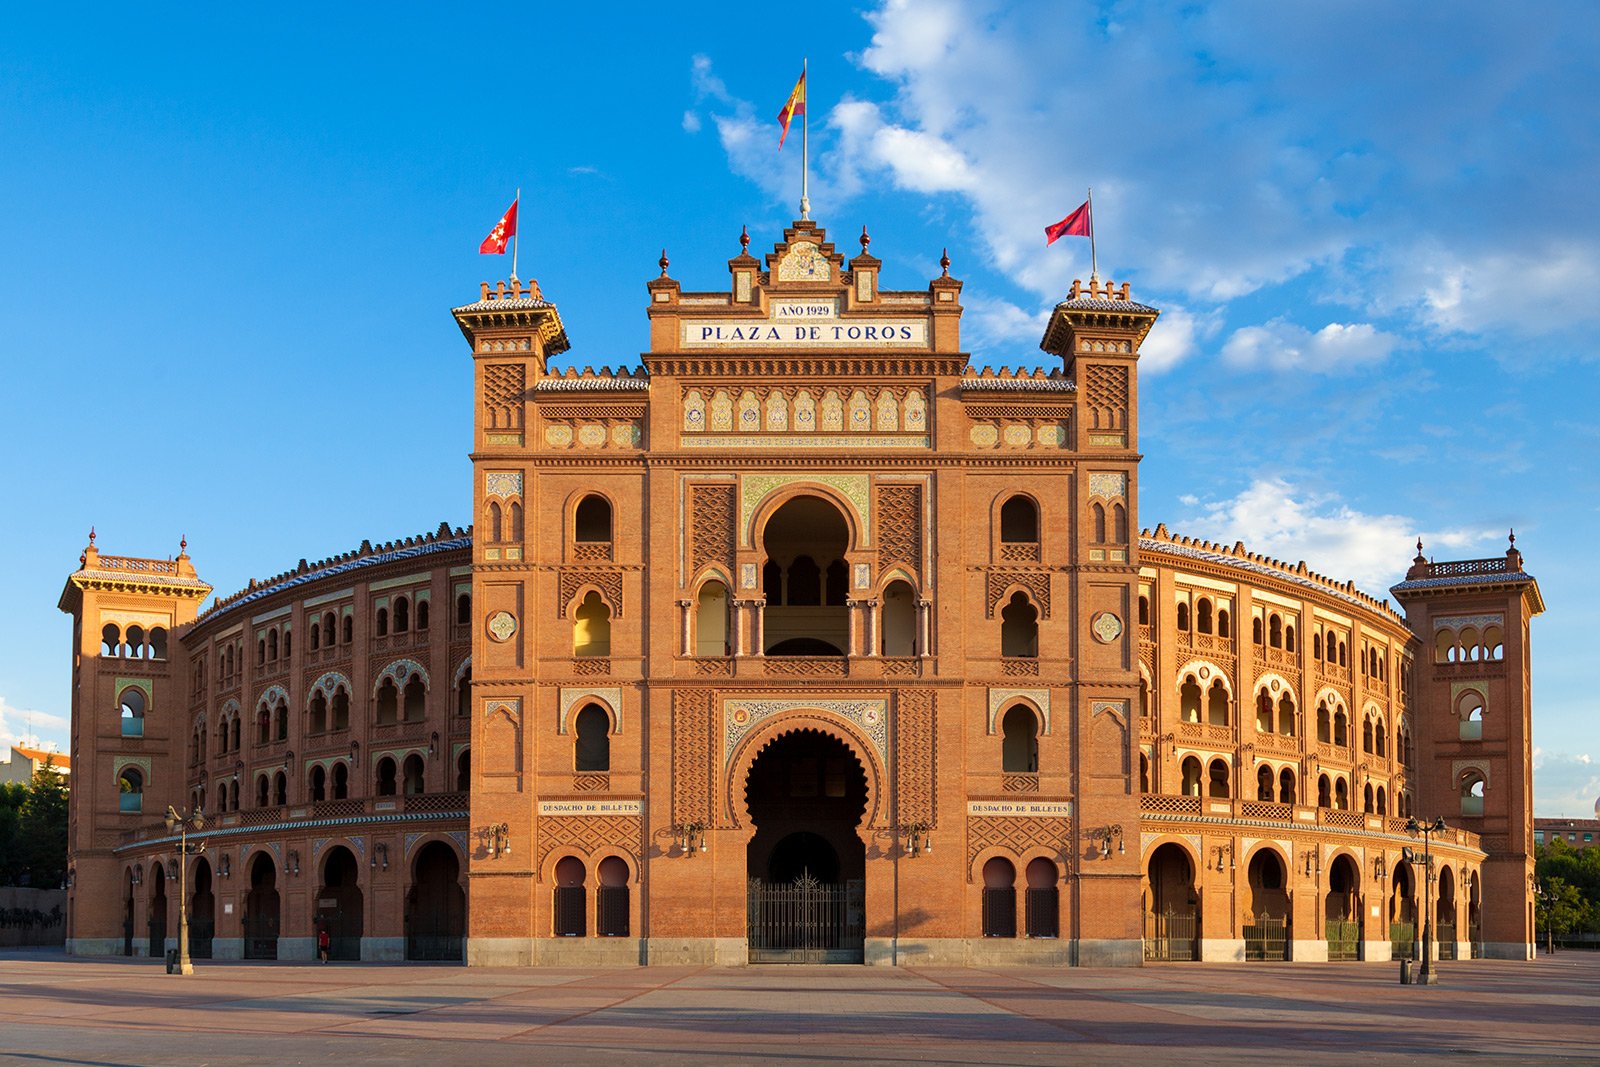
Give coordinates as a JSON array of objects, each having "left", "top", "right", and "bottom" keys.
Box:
[{"left": 59, "top": 217, "right": 1543, "bottom": 966}]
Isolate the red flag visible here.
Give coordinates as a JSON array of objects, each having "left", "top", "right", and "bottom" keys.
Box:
[
  {"left": 1045, "top": 200, "right": 1092, "bottom": 245},
  {"left": 479, "top": 198, "right": 518, "bottom": 255},
  {"left": 777, "top": 69, "right": 806, "bottom": 149}
]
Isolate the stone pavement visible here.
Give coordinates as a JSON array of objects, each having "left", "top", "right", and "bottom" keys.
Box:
[{"left": 2, "top": 951, "right": 1598, "bottom": 1065}]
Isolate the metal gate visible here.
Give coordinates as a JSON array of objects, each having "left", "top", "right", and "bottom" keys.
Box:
[
  {"left": 747, "top": 876, "right": 864, "bottom": 963},
  {"left": 1437, "top": 921, "right": 1457, "bottom": 960},
  {"left": 1389, "top": 921, "right": 1415, "bottom": 960},
  {"left": 1244, "top": 915, "right": 1287, "bottom": 961},
  {"left": 1143, "top": 908, "right": 1197, "bottom": 961},
  {"left": 1327, "top": 918, "right": 1360, "bottom": 961}
]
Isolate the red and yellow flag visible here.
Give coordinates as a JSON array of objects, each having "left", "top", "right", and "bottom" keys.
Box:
[
  {"left": 777, "top": 69, "right": 806, "bottom": 149},
  {"left": 479, "top": 198, "right": 518, "bottom": 255}
]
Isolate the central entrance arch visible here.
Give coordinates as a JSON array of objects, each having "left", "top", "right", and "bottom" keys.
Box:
[{"left": 744, "top": 729, "right": 866, "bottom": 963}]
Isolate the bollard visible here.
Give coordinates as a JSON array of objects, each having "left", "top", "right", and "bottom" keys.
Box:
[{"left": 1398, "top": 958, "right": 1412, "bottom": 984}]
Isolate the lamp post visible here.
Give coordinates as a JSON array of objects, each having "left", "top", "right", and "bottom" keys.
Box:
[
  {"left": 1405, "top": 815, "right": 1446, "bottom": 985},
  {"left": 163, "top": 804, "right": 205, "bottom": 975}
]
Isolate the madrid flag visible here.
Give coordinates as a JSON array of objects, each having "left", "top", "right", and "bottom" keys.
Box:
[
  {"left": 479, "top": 198, "right": 518, "bottom": 254},
  {"left": 777, "top": 69, "right": 806, "bottom": 149},
  {"left": 1045, "top": 200, "right": 1092, "bottom": 245}
]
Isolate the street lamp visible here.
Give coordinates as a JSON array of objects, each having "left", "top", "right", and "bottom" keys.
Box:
[
  {"left": 163, "top": 804, "right": 205, "bottom": 976},
  {"left": 1404, "top": 815, "right": 1447, "bottom": 985}
]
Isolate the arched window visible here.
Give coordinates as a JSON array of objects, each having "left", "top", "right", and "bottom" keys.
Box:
[
  {"left": 456, "top": 749, "right": 471, "bottom": 791},
  {"left": 1337, "top": 639, "right": 1346, "bottom": 666},
  {"left": 282, "top": 628, "right": 291, "bottom": 658},
  {"left": 119, "top": 688, "right": 146, "bottom": 737},
  {"left": 487, "top": 500, "right": 503, "bottom": 543},
  {"left": 456, "top": 666, "right": 472, "bottom": 717},
  {"left": 1138, "top": 595, "right": 1149, "bottom": 625},
  {"left": 332, "top": 761, "right": 349, "bottom": 800},
  {"left": 230, "top": 716, "right": 240, "bottom": 751},
  {"left": 1317, "top": 702, "right": 1331, "bottom": 743},
  {"left": 999, "top": 496, "right": 1038, "bottom": 543},
  {"left": 1269, "top": 615, "right": 1282, "bottom": 648},
  {"left": 1252, "top": 617, "right": 1263, "bottom": 645},
  {"left": 456, "top": 593, "right": 471, "bottom": 626},
  {"left": 881, "top": 580, "right": 916, "bottom": 656},
  {"left": 273, "top": 771, "right": 287, "bottom": 806},
  {"left": 694, "top": 580, "right": 730, "bottom": 657},
  {"left": 1217, "top": 608, "right": 1230, "bottom": 638},
  {"left": 310, "top": 765, "right": 327, "bottom": 802},
  {"left": 1257, "top": 765, "right": 1275, "bottom": 801},
  {"left": 394, "top": 596, "right": 410, "bottom": 634},
  {"left": 575, "top": 704, "right": 611, "bottom": 772},
  {"left": 416, "top": 599, "right": 429, "bottom": 631},
  {"left": 1207, "top": 681, "right": 1229, "bottom": 726},
  {"left": 275, "top": 700, "right": 288, "bottom": 741},
  {"left": 597, "top": 856, "right": 630, "bottom": 938},
  {"left": 375, "top": 680, "right": 399, "bottom": 725},
  {"left": 1000, "top": 706, "right": 1039, "bottom": 773},
  {"left": 402, "top": 753, "right": 425, "bottom": 795},
  {"left": 1139, "top": 753, "right": 1151, "bottom": 793},
  {"left": 126, "top": 625, "right": 145, "bottom": 659},
  {"left": 118, "top": 767, "right": 144, "bottom": 813},
  {"left": 1460, "top": 771, "right": 1486, "bottom": 816},
  {"left": 575, "top": 495, "right": 613, "bottom": 543},
  {"left": 375, "top": 757, "right": 397, "bottom": 796},
  {"left": 310, "top": 692, "right": 328, "bottom": 734},
  {"left": 573, "top": 591, "right": 612, "bottom": 656},
  {"left": 1112, "top": 502, "right": 1128, "bottom": 543},
  {"left": 256, "top": 637, "right": 266, "bottom": 666},
  {"left": 554, "top": 856, "right": 587, "bottom": 937},
  {"left": 1333, "top": 710, "right": 1349, "bottom": 747},
  {"left": 1459, "top": 693, "right": 1484, "bottom": 741},
  {"left": 762, "top": 560, "right": 783, "bottom": 604},
  {"left": 1278, "top": 693, "right": 1295, "bottom": 736},
  {"left": 1362, "top": 718, "right": 1374, "bottom": 754},
  {"left": 402, "top": 676, "right": 426, "bottom": 722},
  {"left": 1279, "top": 768, "right": 1297, "bottom": 806},
  {"left": 269, "top": 628, "right": 281, "bottom": 661},
  {"left": 1255, "top": 690, "right": 1274, "bottom": 733},
  {"left": 1334, "top": 777, "right": 1350, "bottom": 810},
  {"left": 1091, "top": 502, "right": 1107, "bottom": 543},
  {"left": 1208, "top": 759, "right": 1230, "bottom": 798},
  {"left": 787, "top": 555, "right": 822, "bottom": 605},
  {"left": 508, "top": 501, "right": 524, "bottom": 542},
  {"left": 1376, "top": 785, "right": 1387, "bottom": 815},
  {"left": 981, "top": 857, "right": 1017, "bottom": 938},
  {"left": 1181, "top": 756, "right": 1202, "bottom": 797},
  {"left": 1179, "top": 676, "right": 1202, "bottom": 723},
  {"left": 341, "top": 615, "right": 353, "bottom": 644},
  {"left": 376, "top": 607, "right": 389, "bottom": 638},
  {"left": 1285, "top": 624, "right": 1297, "bottom": 653},
  {"left": 1363, "top": 782, "right": 1374, "bottom": 813},
  {"left": 999, "top": 592, "right": 1038, "bottom": 658},
  {"left": 1176, "top": 602, "right": 1190, "bottom": 631},
  {"left": 332, "top": 687, "right": 350, "bottom": 731},
  {"left": 322, "top": 611, "right": 336, "bottom": 644},
  {"left": 1317, "top": 774, "right": 1331, "bottom": 808},
  {"left": 310, "top": 621, "right": 321, "bottom": 651},
  {"left": 150, "top": 628, "right": 168, "bottom": 660},
  {"left": 1375, "top": 717, "right": 1387, "bottom": 757},
  {"left": 101, "top": 623, "right": 120, "bottom": 657},
  {"left": 1314, "top": 632, "right": 1323, "bottom": 659},
  {"left": 1197, "top": 598, "right": 1213, "bottom": 634},
  {"left": 256, "top": 775, "right": 270, "bottom": 807}
]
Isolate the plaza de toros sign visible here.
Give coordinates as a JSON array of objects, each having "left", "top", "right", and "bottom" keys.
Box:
[{"left": 680, "top": 299, "right": 929, "bottom": 349}]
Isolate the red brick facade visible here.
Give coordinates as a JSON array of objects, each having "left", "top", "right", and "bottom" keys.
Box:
[{"left": 60, "top": 218, "right": 1542, "bottom": 965}]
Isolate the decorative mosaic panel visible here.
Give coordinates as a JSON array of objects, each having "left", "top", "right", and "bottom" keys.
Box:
[
  {"left": 987, "top": 688, "right": 1052, "bottom": 735},
  {"left": 690, "top": 485, "right": 737, "bottom": 574},
  {"left": 875, "top": 484, "right": 922, "bottom": 573},
  {"left": 373, "top": 659, "right": 429, "bottom": 696},
  {"left": 673, "top": 689, "right": 714, "bottom": 827},
  {"left": 1434, "top": 614, "right": 1504, "bottom": 631},
  {"left": 740, "top": 474, "right": 870, "bottom": 547},
  {"left": 483, "top": 363, "right": 525, "bottom": 430},
  {"left": 722, "top": 699, "right": 888, "bottom": 766},
  {"left": 1088, "top": 472, "right": 1127, "bottom": 500},
  {"left": 1083, "top": 365, "right": 1129, "bottom": 431},
  {"left": 484, "top": 472, "right": 523, "bottom": 499},
  {"left": 535, "top": 814, "right": 641, "bottom": 876},
  {"left": 896, "top": 689, "right": 937, "bottom": 826},
  {"left": 966, "top": 816, "right": 1070, "bottom": 881},
  {"left": 985, "top": 570, "right": 1051, "bottom": 619},
  {"left": 559, "top": 687, "right": 623, "bottom": 734},
  {"left": 255, "top": 684, "right": 289, "bottom": 710},
  {"left": 559, "top": 569, "right": 623, "bottom": 618},
  {"left": 484, "top": 697, "right": 521, "bottom": 720}
]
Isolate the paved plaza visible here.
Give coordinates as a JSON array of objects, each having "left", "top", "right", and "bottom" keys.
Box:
[{"left": 2, "top": 951, "right": 1598, "bottom": 1065}]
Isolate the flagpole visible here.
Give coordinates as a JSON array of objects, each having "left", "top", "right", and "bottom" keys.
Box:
[
  {"left": 800, "top": 58, "right": 810, "bottom": 221},
  {"left": 511, "top": 187, "right": 521, "bottom": 282},
  {"left": 1087, "top": 187, "right": 1098, "bottom": 283}
]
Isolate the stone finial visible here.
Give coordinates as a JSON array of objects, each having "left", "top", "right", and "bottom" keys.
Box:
[
  {"left": 88, "top": 526, "right": 96, "bottom": 546},
  {"left": 939, "top": 248, "right": 951, "bottom": 277},
  {"left": 739, "top": 225, "right": 749, "bottom": 254},
  {"left": 860, "top": 225, "right": 871, "bottom": 252},
  {"left": 659, "top": 249, "right": 670, "bottom": 277},
  {"left": 179, "top": 535, "right": 187, "bottom": 555}
]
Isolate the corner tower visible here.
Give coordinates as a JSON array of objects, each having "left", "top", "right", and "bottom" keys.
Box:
[{"left": 1392, "top": 536, "right": 1544, "bottom": 959}]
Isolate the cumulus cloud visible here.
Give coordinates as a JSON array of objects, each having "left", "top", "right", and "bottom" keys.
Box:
[
  {"left": 1174, "top": 477, "right": 1497, "bottom": 593},
  {"left": 0, "top": 695, "right": 68, "bottom": 754},
  {"left": 1140, "top": 305, "right": 1221, "bottom": 375},
  {"left": 1533, "top": 749, "right": 1600, "bottom": 819},
  {"left": 1221, "top": 319, "right": 1401, "bottom": 372}
]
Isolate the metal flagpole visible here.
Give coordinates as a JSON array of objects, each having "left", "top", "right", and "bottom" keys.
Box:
[
  {"left": 1087, "top": 187, "right": 1098, "bottom": 283},
  {"left": 800, "top": 59, "right": 810, "bottom": 220},
  {"left": 511, "top": 187, "right": 521, "bottom": 281}
]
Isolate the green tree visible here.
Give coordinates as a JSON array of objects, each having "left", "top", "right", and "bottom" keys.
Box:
[
  {"left": 18, "top": 758, "right": 68, "bottom": 887},
  {"left": 0, "top": 780, "right": 27, "bottom": 884}
]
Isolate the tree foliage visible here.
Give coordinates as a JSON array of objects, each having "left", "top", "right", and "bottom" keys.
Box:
[
  {"left": 0, "top": 759, "right": 68, "bottom": 887},
  {"left": 1535, "top": 839, "right": 1600, "bottom": 936}
]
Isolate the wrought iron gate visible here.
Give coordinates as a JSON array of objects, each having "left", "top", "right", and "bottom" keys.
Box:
[
  {"left": 747, "top": 876, "right": 864, "bottom": 963},
  {"left": 1244, "top": 915, "right": 1287, "bottom": 961},
  {"left": 1326, "top": 918, "right": 1360, "bottom": 960},
  {"left": 1437, "top": 921, "right": 1457, "bottom": 960},
  {"left": 1143, "top": 908, "right": 1197, "bottom": 961},
  {"left": 1389, "top": 921, "right": 1415, "bottom": 960}
]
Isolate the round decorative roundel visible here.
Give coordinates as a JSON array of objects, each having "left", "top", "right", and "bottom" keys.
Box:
[
  {"left": 1091, "top": 611, "right": 1123, "bottom": 643},
  {"left": 487, "top": 610, "right": 517, "bottom": 643}
]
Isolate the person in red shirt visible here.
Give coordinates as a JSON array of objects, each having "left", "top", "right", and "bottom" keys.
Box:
[{"left": 317, "top": 926, "right": 330, "bottom": 963}]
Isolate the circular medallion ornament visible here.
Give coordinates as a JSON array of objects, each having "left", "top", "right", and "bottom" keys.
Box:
[
  {"left": 487, "top": 611, "right": 517, "bottom": 643},
  {"left": 1091, "top": 611, "right": 1123, "bottom": 643}
]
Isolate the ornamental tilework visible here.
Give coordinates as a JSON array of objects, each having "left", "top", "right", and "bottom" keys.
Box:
[
  {"left": 987, "top": 688, "right": 1052, "bottom": 735},
  {"left": 559, "top": 687, "right": 623, "bottom": 734},
  {"left": 741, "top": 474, "right": 870, "bottom": 547},
  {"left": 373, "top": 658, "right": 429, "bottom": 696},
  {"left": 722, "top": 699, "right": 889, "bottom": 766},
  {"left": 485, "top": 472, "right": 523, "bottom": 499},
  {"left": 309, "top": 671, "right": 352, "bottom": 699},
  {"left": 1088, "top": 472, "right": 1127, "bottom": 500}
]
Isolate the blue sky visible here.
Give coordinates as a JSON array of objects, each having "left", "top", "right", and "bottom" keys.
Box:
[{"left": 2, "top": 2, "right": 1595, "bottom": 814}]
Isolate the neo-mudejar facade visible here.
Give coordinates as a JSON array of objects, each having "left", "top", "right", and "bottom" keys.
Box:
[{"left": 60, "top": 218, "right": 1544, "bottom": 966}]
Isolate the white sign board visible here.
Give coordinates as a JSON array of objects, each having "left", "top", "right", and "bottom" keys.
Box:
[
  {"left": 537, "top": 800, "right": 643, "bottom": 816},
  {"left": 680, "top": 300, "right": 928, "bottom": 349},
  {"left": 966, "top": 801, "right": 1074, "bottom": 817}
]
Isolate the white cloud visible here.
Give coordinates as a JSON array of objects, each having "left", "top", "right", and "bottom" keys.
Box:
[
  {"left": 1533, "top": 749, "right": 1600, "bottom": 819},
  {"left": 1377, "top": 241, "right": 1600, "bottom": 341},
  {"left": 681, "top": 111, "right": 702, "bottom": 134},
  {"left": 1140, "top": 305, "right": 1220, "bottom": 375},
  {"left": 1175, "top": 477, "right": 1497, "bottom": 593},
  {"left": 1221, "top": 319, "right": 1401, "bottom": 372},
  {"left": 960, "top": 294, "right": 1048, "bottom": 355},
  {"left": 0, "top": 695, "right": 68, "bottom": 754}
]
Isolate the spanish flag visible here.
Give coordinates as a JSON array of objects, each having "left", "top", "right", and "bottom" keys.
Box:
[{"left": 777, "top": 68, "right": 806, "bottom": 149}]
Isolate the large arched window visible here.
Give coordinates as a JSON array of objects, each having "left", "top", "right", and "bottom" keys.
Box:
[
  {"left": 119, "top": 688, "right": 146, "bottom": 738},
  {"left": 575, "top": 495, "right": 613, "bottom": 544},
  {"left": 1208, "top": 759, "right": 1230, "bottom": 798},
  {"left": 574, "top": 704, "right": 611, "bottom": 772},
  {"left": 375, "top": 757, "right": 397, "bottom": 797},
  {"left": 1000, "top": 706, "right": 1039, "bottom": 773},
  {"left": 1196, "top": 598, "right": 1213, "bottom": 634},
  {"left": 101, "top": 623, "right": 120, "bottom": 657},
  {"left": 573, "top": 591, "right": 612, "bottom": 656},
  {"left": 760, "top": 495, "right": 850, "bottom": 655},
  {"left": 1000, "top": 592, "right": 1038, "bottom": 658}
]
